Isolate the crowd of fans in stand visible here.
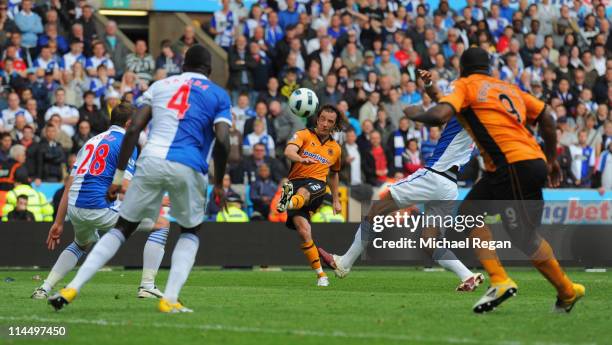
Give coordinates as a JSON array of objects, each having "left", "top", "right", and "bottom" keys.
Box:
[
  {"left": 0, "top": 0, "right": 611, "bottom": 221},
  {"left": 210, "top": 0, "right": 612, "bottom": 199}
]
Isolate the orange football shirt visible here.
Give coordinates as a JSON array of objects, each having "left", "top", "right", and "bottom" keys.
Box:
[
  {"left": 287, "top": 129, "right": 341, "bottom": 182},
  {"left": 439, "top": 73, "right": 546, "bottom": 172}
]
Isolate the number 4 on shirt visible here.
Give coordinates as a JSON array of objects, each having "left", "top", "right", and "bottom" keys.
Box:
[{"left": 167, "top": 84, "right": 191, "bottom": 119}]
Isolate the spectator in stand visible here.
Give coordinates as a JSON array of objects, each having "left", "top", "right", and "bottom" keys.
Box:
[
  {"left": 271, "top": 99, "right": 303, "bottom": 151},
  {"left": 231, "top": 92, "right": 255, "bottom": 133},
  {"left": 317, "top": 73, "right": 342, "bottom": 106},
  {"left": 101, "top": 20, "right": 129, "bottom": 77},
  {"left": 66, "top": 62, "right": 89, "bottom": 108},
  {"left": 228, "top": 35, "right": 255, "bottom": 103},
  {"left": 33, "top": 45, "right": 61, "bottom": 79},
  {"left": 72, "top": 120, "right": 92, "bottom": 154},
  {"left": 359, "top": 91, "right": 380, "bottom": 124},
  {"left": 206, "top": 173, "right": 239, "bottom": 217},
  {"left": 403, "top": 138, "right": 423, "bottom": 176},
  {"left": 2, "top": 170, "right": 53, "bottom": 221},
  {"left": 38, "top": 23, "right": 68, "bottom": 54},
  {"left": 9, "top": 115, "right": 27, "bottom": 141},
  {"left": 341, "top": 42, "right": 363, "bottom": 75},
  {"left": 155, "top": 39, "right": 182, "bottom": 77},
  {"left": 376, "top": 49, "right": 401, "bottom": 86},
  {"left": 36, "top": 124, "right": 65, "bottom": 181},
  {"left": 88, "top": 64, "right": 114, "bottom": 107},
  {"left": 373, "top": 107, "right": 395, "bottom": 145},
  {"left": 340, "top": 126, "right": 362, "bottom": 186},
  {"left": 239, "top": 142, "right": 285, "bottom": 184},
  {"left": 0, "top": 144, "right": 27, "bottom": 191},
  {"left": 76, "top": 4, "right": 96, "bottom": 43},
  {"left": 362, "top": 130, "right": 388, "bottom": 186},
  {"left": 0, "top": 0, "right": 18, "bottom": 40},
  {"left": 100, "top": 88, "right": 121, "bottom": 123},
  {"left": 5, "top": 194, "right": 36, "bottom": 221},
  {"left": 172, "top": 25, "right": 198, "bottom": 56},
  {"left": 243, "top": 119, "right": 275, "bottom": 157},
  {"left": 599, "top": 121, "right": 612, "bottom": 154},
  {"left": 14, "top": 0, "right": 43, "bottom": 51},
  {"left": 44, "top": 88, "right": 79, "bottom": 137},
  {"left": 126, "top": 39, "right": 155, "bottom": 83},
  {"left": 62, "top": 39, "right": 86, "bottom": 72},
  {"left": 556, "top": 127, "right": 575, "bottom": 187},
  {"left": 0, "top": 132, "right": 11, "bottom": 163},
  {"left": 421, "top": 126, "right": 441, "bottom": 161},
  {"left": 211, "top": 0, "right": 236, "bottom": 51},
  {"left": 47, "top": 114, "right": 73, "bottom": 152},
  {"left": 244, "top": 100, "right": 275, "bottom": 138},
  {"left": 249, "top": 163, "right": 277, "bottom": 219},
  {"left": 596, "top": 141, "right": 612, "bottom": 195},
  {"left": 279, "top": 0, "right": 300, "bottom": 30},
  {"left": 86, "top": 41, "right": 115, "bottom": 77},
  {"left": 1, "top": 92, "right": 34, "bottom": 131},
  {"left": 569, "top": 129, "right": 596, "bottom": 187},
  {"left": 248, "top": 41, "right": 271, "bottom": 96},
  {"left": 78, "top": 90, "right": 108, "bottom": 134}
]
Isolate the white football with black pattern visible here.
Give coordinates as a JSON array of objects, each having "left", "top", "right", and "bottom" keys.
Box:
[{"left": 289, "top": 88, "right": 319, "bottom": 118}]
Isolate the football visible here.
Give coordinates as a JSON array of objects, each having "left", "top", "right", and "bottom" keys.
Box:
[{"left": 289, "top": 88, "right": 319, "bottom": 118}]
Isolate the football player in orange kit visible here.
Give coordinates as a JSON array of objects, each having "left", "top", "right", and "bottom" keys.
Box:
[
  {"left": 276, "top": 104, "right": 346, "bottom": 287},
  {"left": 406, "top": 47, "right": 585, "bottom": 313}
]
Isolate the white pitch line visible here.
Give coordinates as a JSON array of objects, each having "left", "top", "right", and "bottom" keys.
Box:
[{"left": 0, "top": 315, "right": 597, "bottom": 345}]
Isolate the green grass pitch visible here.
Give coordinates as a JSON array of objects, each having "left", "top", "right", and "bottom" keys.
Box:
[{"left": 0, "top": 268, "right": 610, "bottom": 345}]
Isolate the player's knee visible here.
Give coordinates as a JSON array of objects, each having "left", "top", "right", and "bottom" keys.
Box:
[
  {"left": 116, "top": 217, "right": 140, "bottom": 239},
  {"left": 295, "top": 222, "right": 312, "bottom": 242},
  {"left": 180, "top": 224, "right": 202, "bottom": 235},
  {"left": 297, "top": 187, "right": 311, "bottom": 202}
]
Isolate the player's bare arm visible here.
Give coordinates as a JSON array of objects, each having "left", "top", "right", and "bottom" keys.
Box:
[
  {"left": 107, "top": 105, "right": 153, "bottom": 201},
  {"left": 536, "top": 106, "right": 561, "bottom": 187},
  {"left": 284, "top": 144, "right": 317, "bottom": 164},
  {"left": 212, "top": 121, "right": 231, "bottom": 210},
  {"left": 329, "top": 171, "right": 341, "bottom": 214},
  {"left": 47, "top": 175, "right": 74, "bottom": 250},
  {"left": 417, "top": 69, "right": 443, "bottom": 102},
  {"left": 406, "top": 102, "right": 454, "bottom": 126}
]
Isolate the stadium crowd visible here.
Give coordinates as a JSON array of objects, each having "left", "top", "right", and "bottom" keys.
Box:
[{"left": 0, "top": 0, "right": 610, "bottom": 221}]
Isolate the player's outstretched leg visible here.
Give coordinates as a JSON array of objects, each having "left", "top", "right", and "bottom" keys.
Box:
[
  {"left": 138, "top": 219, "right": 170, "bottom": 299},
  {"left": 319, "top": 193, "right": 399, "bottom": 278},
  {"left": 158, "top": 226, "right": 200, "bottom": 313},
  {"left": 293, "top": 216, "right": 328, "bottom": 287},
  {"left": 48, "top": 219, "right": 140, "bottom": 311},
  {"left": 32, "top": 242, "right": 87, "bottom": 299}
]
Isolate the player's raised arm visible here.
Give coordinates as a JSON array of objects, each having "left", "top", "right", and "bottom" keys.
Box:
[
  {"left": 405, "top": 103, "right": 455, "bottom": 126},
  {"left": 417, "top": 69, "right": 443, "bottom": 103},
  {"left": 536, "top": 106, "right": 561, "bottom": 187},
  {"left": 284, "top": 135, "right": 317, "bottom": 164},
  {"left": 108, "top": 103, "right": 152, "bottom": 200},
  {"left": 406, "top": 77, "right": 467, "bottom": 126}
]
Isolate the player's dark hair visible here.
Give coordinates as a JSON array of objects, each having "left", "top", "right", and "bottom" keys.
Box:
[
  {"left": 315, "top": 104, "right": 347, "bottom": 132},
  {"left": 460, "top": 47, "right": 491, "bottom": 77},
  {"left": 110, "top": 102, "right": 134, "bottom": 127},
  {"left": 183, "top": 44, "right": 212, "bottom": 76}
]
